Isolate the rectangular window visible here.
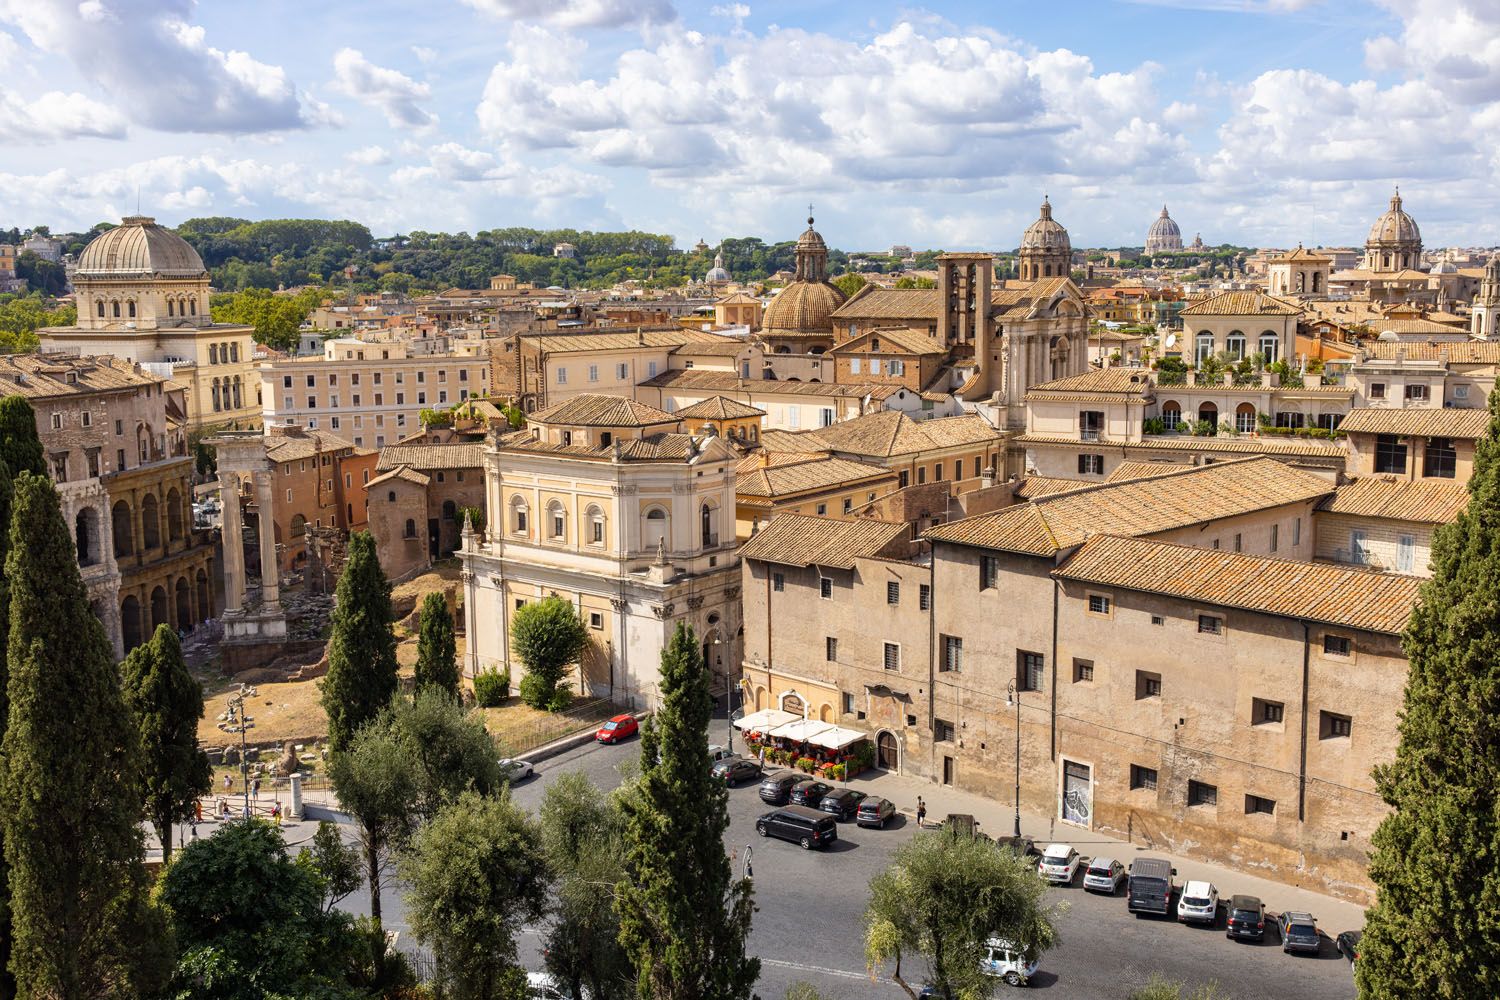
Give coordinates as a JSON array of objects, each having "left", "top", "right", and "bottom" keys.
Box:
[
  {"left": 613, "top": 363, "right": 627, "bottom": 380},
  {"left": 941, "top": 635, "right": 963, "bottom": 673},
  {"left": 933, "top": 463, "right": 943, "bottom": 481},
  {"left": 283, "top": 375, "right": 293, "bottom": 389},
  {"left": 1405, "top": 383, "right": 1428, "bottom": 401},
  {"left": 826, "top": 637, "right": 838, "bottom": 662},
  {"left": 1397, "top": 533, "right": 1415, "bottom": 573},
  {"left": 1130, "top": 764, "right": 1157, "bottom": 791},
  {"left": 1270, "top": 523, "right": 1279, "bottom": 552},
  {"left": 589, "top": 612, "right": 604, "bottom": 630},
  {"left": 1351, "top": 529, "right": 1369, "bottom": 565},
  {"left": 1188, "top": 780, "right": 1218, "bottom": 807},
  {"left": 898, "top": 470, "right": 909, "bottom": 488},
  {"left": 819, "top": 577, "right": 832, "bottom": 599},
  {"left": 1293, "top": 516, "right": 1302, "bottom": 546},
  {"left": 1233, "top": 533, "right": 1242, "bottom": 553},
  {"left": 588, "top": 365, "right": 599, "bottom": 382},
  {"left": 1197, "top": 614, "right": 1223, "bottom": 635},
  {"left": 851, "top": 357, "right": 862, "bottom": 375},
  {"left": 1088, "top": 593, "right": 1111, "bottom": 615},
  {"left": 886, "top": 581, "right": 900, "bottom": 605},
  {"left": 416, "top": 392, "right": 426, "bottom": 405},
  {"left": 647, "top": 361, "right": 658, "bottom": 378},
  {"left": 1323, "top": 634, "right": 1351, "bottom": 657},
  {"left": 1369, "top": 382, "right": 1386, "bottom": 400},
  {"left": 772, "top": 572, "right": 784, "bottom": 592},
  {"left": 815, "top": 503, "right": 826, "bottom": 516},
  {"left": 821, "top": 408, "right": 835, "bottom": 428},
  {"left": 917, "top": 466, "right": 926, "bottom": 485},
  {"left": 980, "top": 555, "right": 999, "bottom": 590},
  {"left": 1375, "top": 434, "right": 1408, "bottom": 474},
  {"left": 1135, "top": 670, "right": 1162, "bottom": 699},
  {"left": 395, "top": 393, "right": 404, "bottom": 405},
  {"left": 1320, "top": 711, "right": 1352, "bottom": 739},
  {"left": 843, "top": 497, "right": 853, "bottom": 513},
  {"left": 1151, "top": 614, "right": 1165, "bottom": 626},
  {"left": 1017, "top": 650, "right": 1044, "bottom": 692},
  {"left": 306, "top": 375, "right": 316, "bottom": 388},
  {"left": 1077, "top": 454, "right": 1104, "bottom": 475},
  {"left": 842, "top": 692, "right": 855, "bottom": 714},
  {"left": 883, "top": 642, "right": 900, "bottom": 671},
  {"left": 919, "top": 584, "right": 931, "bottom": 611},
  {"left": 1424, "top": 437, "right": 1457, "bottom": 479},
  {"left": 1073, "top": 658, "right": 1094, "bottom": 683},
  {"left": 974, "top": 456, "right": 982, "bottom": 479},
  {"left": 1253, "top": 698, "right": 1284, "bottom": 725},
  {"left": 1245, "top": 794, "right": 1276, "bottom": 816},
  {"left": 557, "top": 368, "right": 567, "bottom": 385},
  {"left": 934, "top": 718, "right": 956, "bottom": 743}
]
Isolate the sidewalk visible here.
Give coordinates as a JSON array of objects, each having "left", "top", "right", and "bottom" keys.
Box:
[
  {"left": 846, "top": 766, "right": 1368, "bottom": 932},
  {"left": 145, "top": 786, "right": 351, "bottom": 860}
]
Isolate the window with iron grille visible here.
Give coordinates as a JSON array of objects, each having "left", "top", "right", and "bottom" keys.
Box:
[
  {"left": 1375, "top": 434, "right": 1407, "bottom": 474},
  {"left": 934, "top": 718, "right": 956, "bottom": 743},
  {"left": 1253, "top": 698, "right": 1284, "bottom": 725},
  {"left": 772, "top": 573, "right": 784, "bottom": 592},
  {"left": 1017, "top": 651, "right": 1044, "bottom": 691},
  {"left": 1323, "top": 634, "right": 1351, "bottom": 657},
  {"left": 1188, "top": 780, "right": 1218, "bottom": 807},
  {"left": 883, "top": 642, "right": 900, "bottom": 671},
  {"left": 1321, "top": 711, "right": 1352, "bottom": 739},
  {"left": 1245, "top": 794, "right": 1276, "bottom": 816},
  {"left": 826, "top": 637, "right": 838, "bottom": 662},
  {"left": 1073, "top": 659, "right": 1093, "bottom": 683},
  {"left": 1087, "top": 593, "right": 1110, "bottom": 615},
  {"left": 819, "top": 577, "right": 832, "bottom": 599},
  {"left": 980, "top": 555, "right": 999, "bottom": 590},
  {"left": 1197, "top": 614, "right": 1222, "bottom": 635},
  {"left": 919, "top": 584, "right": 931, "bottom": 610},
  {"left": 887, "top": 581, "right": 900, "bottom": 605},
  {"left": 1136, "top": 670, "right": 1161, "bottom": 699},
  {"left": 941, "top": 635, "right": 963, "bottom": 673},
  {"left": 1130, "top": 764, "right": 1157, "bottom": 791}
]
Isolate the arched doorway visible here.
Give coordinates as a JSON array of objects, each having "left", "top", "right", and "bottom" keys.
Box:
[
  {"left": 166, "top": 488, "right": 183, "bottom": 541},
  {"left": 754, "top": 686, "right": 767, "bottom": 710},
  {"left": 121, "top": 595, "right": 142, "bottom": 651},
  {"left": 112, "top": 501, "right": 133, "bottom": 558},
  {"left": 75, "top": 508, "right": 99, "bottom": 566},
  {"left": 876, "top": 731, "right": 899, "bottom": 770},
  {"left": 140, "top": 494, "right": 160, "bottom": 549},
  {"left": 196, "top": 569, "right": 211, "bottom": 622},
  {"left": 1198, "top": 403, "right": 1218, "bottom": 435},
  {"left": 175, "top": 577, "right": 192, "bottom": 631},
  {"left": 1235, "top": 402, "right": 1257, "bottom": 434},
  {"left": 149, "top": 586, "right": 169, "bottom": 631},
  {"left": 819, "top": 703, "right": 834, "bottom": 722}
]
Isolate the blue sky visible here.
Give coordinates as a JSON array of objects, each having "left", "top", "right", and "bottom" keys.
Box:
[{"left": 1, "top": 0, "right": 1495, "bottom": 251}]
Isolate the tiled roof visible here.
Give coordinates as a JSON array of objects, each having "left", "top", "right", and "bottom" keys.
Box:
[
  {"left": 1054, "top": 534, "right": 1423, "bottom": 635},
  {"left": 1362, "top": 341, "right": 1500, "bottom": 364},
  {"left": 524, "top": 329, "right": 725, "bottom": 353},
  {"left": 1366, "top": 318, "right": 1470, "bottom": 336},
  {"left": 802, "top": 411, "right": 1003, "bottom": 459},
  {"left": 739, "top": 513, "right": 908, "bottom": 570},
  {"left": 1013, "top": 432, "right": 1347, "bottom": 458},
  {"left": 1026, "top": 367, "right": 1154, "bottom": 399},
  {"left": 737, "top": 455, "right": 895, "bottom": 501},
  {"left": 641, "top": 368, "right": 903, "bottom": 400},
  {"left": 925, "top": 457, "right": 1333, "bottom": 556},
  {"left": 830, "top": 287, "right": 940, "bottom": 321},
  {"left": 1105, "top": 460, "right": 1189, "bottom": 483},
  {"left": 758, "top": 429, "right": 831, "bottom": 454},
  {"left": 366, "top": 466, "right": 431, "bottom": 489},
  {"left": 1180, "top": 290, "right": 1302, "bottom": 317},
  {"left": 832, "top": 326, "right": 945, "bottom": 356},
  {"left": 0, "top": 354, "right": 162, "bottom": 400},
  {"left": 531, "top": 393, "right": 678, "bottom": 428},
  {"left": 496, "top": 428, "right": 726, "bottom": 463},
  {"left": 672, "top": 338, "right": 755, "bottom": 356},
  {"left": 1318, "top": 476, "right": 1469, "bottom": 523},
  {"left": 265, "top": 430, "right": 357, "bottom": 462},
  {"left": 1013, "top": 476, "right": 1091, "bottom": 500},
  {"left": 1275, "top": 246, "right": 1333, "bottom": 263},
  {"left": 675, "top": 395, "right": 765, "bottom": 420},
  {"left": 735, "top": 450, "right": 829, "bottom": 475},
  {"left": 376, "top": 443, "right": 486, "bottom": 471},
  {"left": 1338, "top": 407, "right": 1490, "bottom": 439}
]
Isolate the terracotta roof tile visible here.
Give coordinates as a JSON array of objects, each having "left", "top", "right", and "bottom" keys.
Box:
[
  {"left": 0, "top": 354, "right": 163, "bottom": 400},
  {"left": 739, "top": 513, "right": 909, "bottom": 569},
  {"left": 802, "top": 411, "right": 1002, "bottom": 459},
  {"left": 1317, "top": 476, "right": 1469, "bottom": 523},
  {"left": 1013, "top": 476, "right": 1092, "bottom": 500},
  {"left": 524, "top": 329, "right": 725, "bottom": 353},
  {"left": 832, "top": 326, "right": 945, "bottom": 356},
  {"left": 1363, "top": 341, "right": 1500, "bottom": 364},
  {"left": 737, "top": 455, "right": 895, "bottom": 500},
  {"left": 1054, "top": 534, "right": 1423, "bottom": 634},
  {"left": 675, "top": 395, "right": 765, "bottom": 420},
  {"left": 1338, "top": 407, "right": 1490, "bottom": 439},
  {"left": 531, "top": 393, "right": 678, "bottom": 428},
  {"left": 366, "top": 466, "right": 431, "bottom": 489},
  {"left": 1105, "top": 460, "right": 1190, "bottom": 483},
  {"left": 1013, "top": 432, "right": 1347, "bottom": 458},
  {"left": 829, "top": 287, "right": 940, "bottom": 321},
  {"left": 1026, "top": 367, "right": 1155, "bottom": 399},
  {"left": 1180, "top": 290, "right": 1302, "bottom": 317},
  {"left": 376, "top": 443, "right": 485, "bottom": 470},
  {"left": 641, "top": 368, "right": 902, "bottom": 400},
  {"left": 265, "top": 430, "right": 357, "bottom": 462}
]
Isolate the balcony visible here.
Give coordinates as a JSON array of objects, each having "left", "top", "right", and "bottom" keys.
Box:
[{"left": 1079, "top": 429, "right": 1102, "bottom": 442}]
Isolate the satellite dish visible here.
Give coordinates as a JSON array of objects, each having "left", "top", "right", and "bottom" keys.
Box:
[{"left": 1164, "top": 333, "right": 1177, "bottom": 349}]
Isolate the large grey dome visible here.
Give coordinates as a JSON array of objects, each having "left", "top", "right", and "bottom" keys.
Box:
[
  {"left": 1367, "top": 190, "right": 1421, "bottom": 246},
  {"left": 75, "top": 216, "right": 207, "bottom": 277},
  {"left": 1021, "top": 197, "right": 1071, "bottom": 253},
  {"left": 1145, "top": 205, "right": 1183, "bottom": 253}
]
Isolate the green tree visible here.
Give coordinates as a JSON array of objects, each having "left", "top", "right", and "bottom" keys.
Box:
[
  {"left": 0, "top": 457, "right": 14, "bottom": 1000},
  {"left": 296, "top": 820, "right": 364, "bottom": 915},
  {"left": 0, "top": 397, "right": 45, "bottom": 480},
  {"left": 617, "top": 623, "right": 757, "bottom": 1000},
  {"left": 864, "top": 831, "right": 1057, "bottom": 998},
  {"left": 1358, "top": 390, "right": 1500, "bottom": 999},
  {"left": 2, "top": 473, "right": 168, "bottom": 999},
  {"left": 120, "top": 623, "right": 212, "bottom": 867},
  {"left": 540, "top": 773, "right": 634, "bottom": 998},
  {"left": 157, "top": 819, "right": 365, "bottom": 1000},
  {"left": 414, "top": 591, "right": 459, "bottom": 698},
  {"left": 832, "top": 273, "right": 867, "bottom": 297},
  {"left": 510, "top": 595, "right": 588, "bottom": 711},
  {"left": 894, "top": 275, "right": 936, "bottom": 289},
  {"left": 400, "top": 791, "right": 549, "bottom": 999},
  {"left": 320, "top": 531, "right": 397, "bottom": 752}
]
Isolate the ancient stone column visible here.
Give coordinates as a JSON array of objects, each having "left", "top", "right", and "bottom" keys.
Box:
[
  {"left": 219, "top": 473, "right": 245, "bottom": 614},
  {"left": 252, "top": 470, "right": 280, "bottom": 612}
]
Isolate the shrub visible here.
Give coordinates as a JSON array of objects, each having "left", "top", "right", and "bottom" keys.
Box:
[
  {"left": 1142, "top": 417, "right": 1166, "bottom": 435},
  {"left": 518, "top": 672, "right": 550, "bottom": 709},
  {"left": 796, "top": 757, "right": 817, "bottom": 773},
  {"left": 474, "top": 669, "right": 510, "bottom": 707}
]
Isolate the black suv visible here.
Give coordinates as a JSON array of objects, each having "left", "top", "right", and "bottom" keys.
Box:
[
  {"left": 711, "top": 757, "right": 763, "bottom": 786},
  {"left": 817, "top": 788, "right": 867, "bottom": 820},
  {"left": 1226, "top": 895, "right": 1266, "bottom": 942},
  {"left": 788, "top": 780, "right": 833, "bottom": 808},
  {"left": 756, "top": 805, "right": 839, "bottom": 850},
  {"left": 758, "top": 771, "right": 802, "bottom": 805}
]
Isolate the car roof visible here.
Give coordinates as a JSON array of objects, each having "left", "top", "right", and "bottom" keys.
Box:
[
  {"left": 1182, "top": 880, "right": 1215, "bottom": 894},
  {"left": 771, "top": 804, "right": 829, "bottom": 820},
  {"left": 1088, "top": 856, "right": 1117, "bottom": 868},
  {"left": 609, "top": 713, "right": 633, "bottom": 723},
  {"left": 860, "top": 795, "right": 888, "bottom": 805},
  {"left": 822, "top": 787, "right": 854, "bottom": 798},
  {"left": 1042, "top": 843, "right": 1073, "bottom": 856},
  {"left": 1283, "top": 911, "right": 1316, "bottom": 921},
  {"left": 1229, "top": 894, "right": 1262, "bottom": 908},
  {"left": 762, "top": 770, "right": 798, "bottom": 781}
]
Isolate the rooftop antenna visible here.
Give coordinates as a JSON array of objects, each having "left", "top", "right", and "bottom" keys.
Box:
[{"left": 136, "top": 184, "right": 141, "bottom": 215}]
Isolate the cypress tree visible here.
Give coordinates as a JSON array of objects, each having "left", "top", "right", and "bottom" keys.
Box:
[
  {"left": 2, "top": 473, "right": 166, "bottom": 998},
  {"left": 0, "top": 399, "right": 43, "bottom": 480},
  {"left": 617, "top": 622, "right": 758, "bottom": 1000},
  {"left": 121, "top": 623, "right": 212, "bottom": 867},
  {"left": 1358, "top": 390, "right": 1500, "bottom": 999},
  {"left": 320, "top": 531, "right": 398, "bottom": 752},
  {"left": 0, "top": 459, "right": 13, "bottom": 1000},
  {"left": 413, "top": 591, "right": 459, "bottom": 699}
]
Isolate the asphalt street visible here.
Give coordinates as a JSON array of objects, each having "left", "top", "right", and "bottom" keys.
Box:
[{"left": 335, "top": 737, "right": 1358, "bottom": 1000}]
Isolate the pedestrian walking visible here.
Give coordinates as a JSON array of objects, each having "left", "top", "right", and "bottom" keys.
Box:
[
  {"left": 223, "top": 772, "right": 232, "bottom": 792},
  {"left": 251, "top": 777, "right": 260, "bottom": 800},
  {"left": 272, "top": 803, "right": 282, "bottom": 827},
  {"left": 916, "top": 796, "right": 927, "bottom": 828},
  {"left": 194, "top": 799, "right": 202, "bottom": 824}
]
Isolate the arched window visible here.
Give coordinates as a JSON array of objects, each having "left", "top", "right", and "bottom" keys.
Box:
[
  {"left": 96, "top": 300, "right": 105, "bottom": 318},
  {"left": 140, "top": 493, "right": 160, "bottom": 549},
  {"left": 1195, "top": 332, "right": 1215, "bottom": 366},
  {"left": 211, "top": 378, "right": 222, "bottom": 412},
  {"left": 112, "top": 501, "right": 133, "bottom": 557},
  {"left": 700, "top": 502, "right": 717, "bottom": 546},
  {"left": 166, "top": 488, "right": 183, "bottom": 541},
  {"left": 112, "top": 300, "right": 121, "bottom": 318},
  {"left": 290, "top": 513, "right": 307, "bottom": 537},
  {"left": 548, "top": 501, "right": 566, "bottom": 540},
  {"left": 1161, "top": 401, "right": 1182, "bottom": 430},
  {"left": 1235, "top": 402, "right": 1256, "bottom": 434},
  {"left": 442, "top": 499, "right": 457, "bottom": 521},
  {"left": 210, "top": 344, "right": 218, "bottom": 365},
  {"left": 644, "top": 507, "right": 668, "bottom": 550},
  {"left": 1259, "top": 332, "right": 1280, "bottom": 365},
  {"left": 232, "top": 376, "right": 242, "bottom": 409},
  {"left": 127, "top": 300, "right": 136, "bottom": 318},
  {"left": 190, "top": 298, "right": 198, "bottom": 316},
  {"left": 387, "top": 491, "right": 396, "bottom": 503},
  {"left": 1312, "top": 272, "right": 1323, "bottom": 293},
  {"left": 121, "top": 596, "right": 142, "bottom": 652},
  {"left": 586, "top": 505, "right": 606, "bottom": 546},
  {"left": 511, "top": 496, "right": 529, "bottom": 534},
  {"left": 1225, "top": 332, "right": 1246, "bottom": 359},
  {"left": 404, "top": 518, "right": 417, "bottom": 538},
  {"left": 229, "top": 341, "right": 238, "bottom": 362},
  {"left": 75, "top": 508, "right": 99, "bottom": 566},
  {"left": 168, "top": 299, "right": 175, "bottom": 317}
]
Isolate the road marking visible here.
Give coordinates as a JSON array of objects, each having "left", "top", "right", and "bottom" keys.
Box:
[{"left": 759, "top": 957, "right": 887, "bottom": 984}]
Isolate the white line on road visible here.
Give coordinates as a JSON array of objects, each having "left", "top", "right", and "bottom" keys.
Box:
[{"left": 759, "top": 957, "right": 888, "bottom": 984}]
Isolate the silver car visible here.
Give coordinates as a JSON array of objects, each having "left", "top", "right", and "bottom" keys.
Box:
[{"left": 1082, "top": 857, "right": 1126, "bottom": 894}]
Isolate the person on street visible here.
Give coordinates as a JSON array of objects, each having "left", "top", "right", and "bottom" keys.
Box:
[{"left": 916, "top": 797, "right": 927, "bottom": 828}]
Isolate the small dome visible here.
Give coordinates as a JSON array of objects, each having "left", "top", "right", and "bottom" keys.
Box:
[
  {"left": 796, "top": 219, "right": 829, "bottom": 254},
  {"left": 762, "top": 281, "right": 846, "bottom": 336},
  {"left": 1367, "top": 189, "right": 1421, "bottom": 246},
  {"left": 75, "top": 216, "right": 206, "bottom": 277},
  {"left": 1021, "top": 197, "right": 1071, "bottom": 253},
  {"left": 706, "top": 248, "right": 730, "bottom": 283},
  {"left": 1377, "top": 329, "right": 1401, "bottom": 343},
  {"left": 1148, "top": 206, "right": 1181, "bottom": 240}
]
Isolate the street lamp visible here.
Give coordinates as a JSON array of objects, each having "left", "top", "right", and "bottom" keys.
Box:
[
  {"left": 229, "top": 683, "right": 250, "bottom": 819},
  {"left": 1006, "top": 679, "right": 1021, "bottom": 838}
]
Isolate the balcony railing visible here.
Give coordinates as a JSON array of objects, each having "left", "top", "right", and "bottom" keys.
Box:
[{"left": 1079, "top": 429, "right": 1102, "bottom": 442}]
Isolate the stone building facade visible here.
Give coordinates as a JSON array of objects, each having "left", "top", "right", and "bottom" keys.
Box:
[{"left": 366, "top": 442, "right": 487, "bottom": 582}]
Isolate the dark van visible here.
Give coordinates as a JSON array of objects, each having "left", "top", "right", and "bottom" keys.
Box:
[
  {"left": 1127, "top": 857, "right": 1177, "bottom": 916},
  {"left": 758, "top": 771, "right": 802, "bottom": 805},
  {"left": 756, "top": 805, "right": 839, "bottom": 850}
]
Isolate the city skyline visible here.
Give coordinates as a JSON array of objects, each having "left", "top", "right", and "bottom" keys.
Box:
[{"left": 2, "top": 0, "right": 1497, "bottom": 249}]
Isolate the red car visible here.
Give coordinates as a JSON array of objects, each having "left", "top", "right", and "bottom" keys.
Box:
[{"left": 596, "top": 714, "right": 638, "bottom": 744}]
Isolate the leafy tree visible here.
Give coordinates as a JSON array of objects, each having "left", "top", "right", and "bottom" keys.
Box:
[
  {"left": 894, "top": 275, "right": 936, "bottom": 289},
  {"left": 296, "top": 820, "right": 364, "bottom": 915},
  {"left": 2, "top": 473, "right": 169, "bottom": 999},
  {"left": 1358, "top": 390, "right": 1500, "bottom": 999},
  {"left": 0, "top": 293, "right": 73, "bottom": 352},
  {"left": 120, "top": 623, "right": 212, "bottom": 867},
  {"left": 414, "top": 591, "right": 459, "bottom": 698},
  {"left": 864, "top": 831, "right": 1057, "bottom": 998},
  {"left": 13, "top": 252, "right": 66, "bottom": 296},
  {"left": 832, "top": 273, "right": 867, "bottom": 297},
  {"left": 0, "top": 397, "right": 45, "bottom": 480},
  {"left": 0, "top": 457, "right": 13, "bottom": 1000},
  {"left": 320, "top": 531, "right": 397, "bottom": 752},
  {"left": 510, "top": 595, "right": 588, "bottom": 711},
  {"left": 400, "top": 791, "right": 549, "bottom": 999},
  {"left": 618, "top": 623, "right": 757, "bottom": 1000},
  {"left": 157, "top": 819, "right": 366, "bottom": 1000},
  {"left": 539, "top": 773, "right": 634, "bottom": 999}
]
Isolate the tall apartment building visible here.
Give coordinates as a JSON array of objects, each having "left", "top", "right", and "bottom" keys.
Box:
[{"left": 259, "top": 337, "right": 489, "bottom": 449}]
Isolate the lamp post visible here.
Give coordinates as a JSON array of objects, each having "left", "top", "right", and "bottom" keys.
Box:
[
  {"left": 230, "top": 683, "right": 250, "bottom": 820},
  {"left": 1006, "top": 679, "right": 1021, "bottom": 838}
]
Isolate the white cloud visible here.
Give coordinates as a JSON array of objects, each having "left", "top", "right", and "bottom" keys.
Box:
[
  {"left": 331, "top": 48, "right": 436, "bottom": 129},
  {"left": 0, "top": 0, "right": 323, "bottom": 132},
  {"left": 348, "top": 144, "right": 392, "bottom": 166},
  {"left": 0, "top": 89, "right": 125, "bottom": 141},
  {"left": 411, "top": 45, "right": 437, "bottom": 64},
  {"left": 1365, "top": 1, "right": 1500, "bottom": 103},
  {"left": 460, "top": 0, "right": 675, "bottom": 30}
]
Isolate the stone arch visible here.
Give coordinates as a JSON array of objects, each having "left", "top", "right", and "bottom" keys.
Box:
[
  {"left": 121, "top": 595, "right": 142, "bottom": 651},
  {"left": 166, "top": 487, "right": 184, "bottom": 541},
  {"left": 112, "top": 500, "right": 134, "bottom": 557},
  {"left": 175, "top": 577, "right": 191, "bottom": 629},
  {"left": 140, "top": 493, "right": 160, "bottom": 550},
  {"left": 876, "top": 729, "right": 900, "bottom": 770},
  {"left": 1161, "top": 400, "right": 1182, "bottom": 430},
  {"left": 643, "top": 506, "right": 669, "bottom": 550},
  {"left": 442, "top": 499, "right": 457, "bottom": 521},
  {"left": 546, "top": 499, "right": 566, "bottom": 540},
  {"left": 196, "top": 569, "right": 210, "bottom": 622},
  {"left": 754, "top": 685, "right": 768, "bottom": 711},
  {"left": 819, "top": 703, "right": 834, "bottom": 722},
  {"left": 75, "top": 507, "right": 100, "bottom": 566},
  {"left": 1235, "top": 402, "right": 1257, "bottom": 434},
  {"left": 1198, "top": 402, "right": 1218, "bottom": 434},
  {"left": 149, "top": 585, "right": 169, "bottom": 631}
]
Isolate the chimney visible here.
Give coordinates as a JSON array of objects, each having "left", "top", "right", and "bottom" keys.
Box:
[{"left": 981, "top": 465, "right": 996, "bottom": 488}]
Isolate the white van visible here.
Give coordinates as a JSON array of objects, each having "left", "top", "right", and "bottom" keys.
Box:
[{"left": 980, "top": 938, "right": 1038, "bottom": 987}]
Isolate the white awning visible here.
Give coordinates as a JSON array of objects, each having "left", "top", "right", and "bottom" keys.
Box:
[
  {"left": 767, "top": 718, "right": 835, "bottom": 743},
  {"left": 734, "top": 708, "right": 799, "bottom": 732},
  {"left": 807, "top": 726, "right": 869, "bottom": 751}
]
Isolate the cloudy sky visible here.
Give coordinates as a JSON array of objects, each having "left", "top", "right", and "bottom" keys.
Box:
[{"left": 2, "top": 0, "right": 1497, "bottom": 250}]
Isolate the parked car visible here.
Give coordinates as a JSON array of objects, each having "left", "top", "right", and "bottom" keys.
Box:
[
  {"left": 1225, "top": 895, "right": 1266, "bottom": 942},
  {"left": 1037, "top": 843, "right": 1081, "bottom": 884},
  {"left": 1336, "top": 929, "right": 1362, "bottom": 966},
  {"left": 1177, "top": 881, "right": 1219, "bottom": 925},
  {"left": 788, "top": 780, "right": 833, "bottom": 808},
  {"left": 756, "top": 805, "right": 839, "bottom": 850},
  {"left": 1278, "top": 911, "right": 1321, "bottom": 955},
  {"left": 595, "top": 715, "right": 638, "bottom": 744},
  {"left": 710, "top": 756, "right": 763, "bottom": 786},
  {"left": 995, "top": 835, "right": 1038, "bottom": 860},
  {"left": 979, "top": 937, "right": 1038, "bottom": 987},
  {"left": 855, "top": 796, "right": 897, "bottom": 829},
  {"left": 498, "top": 758, "right": 535, "bottom": 781},
  {"left": 707, "top": 744, "right": 734, "bottom": 765},
  {"left": 817, "top": 788, "right": 867, "bottom": 821},
  {"left": 758, "top": 771, "right": 802, "bottom": 805},
  {"left": 1126, "top": 857, "right": 1177, "bottom": 916},
  {"left": 1082, "top": 857, "right": 1126, "bottom": 894}
]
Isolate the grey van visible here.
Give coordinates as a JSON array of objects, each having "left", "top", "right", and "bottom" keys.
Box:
[
  {"left": 1126, "top": 857, "right": 1177, "bottom": 916},
  {"left": 756, "top": 805, "right": 839, "bottom": 850}
]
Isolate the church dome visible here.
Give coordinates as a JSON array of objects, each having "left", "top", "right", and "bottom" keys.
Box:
[
  {"left": 1148, "top": 206, "right": 1180, "bottom": 239},
  {"left": 1021, "top": 197, "right": 1071, "bottom": 253},
  {"left": 1367, "top": 189, "right": 1421, "bottom": 246},
  {"left": 705, "top": 247, "right": 730, "bottom": 283},
  {"left": 762, "top": 280, "right": 845, "bottom": 336},
  {"left": 76, "top": 216, "right": 207, "bottom": 277}
]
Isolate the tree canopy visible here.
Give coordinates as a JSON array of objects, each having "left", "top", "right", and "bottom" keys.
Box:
[
  {"left": 414, "top": 591, "right": 459, "bottom": 699},
  {"left": 510, "top": 595, "right": 588, "bottom": 711},
  {"left": 320, "top": 531, "right": 397, "bottom": 752}
]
